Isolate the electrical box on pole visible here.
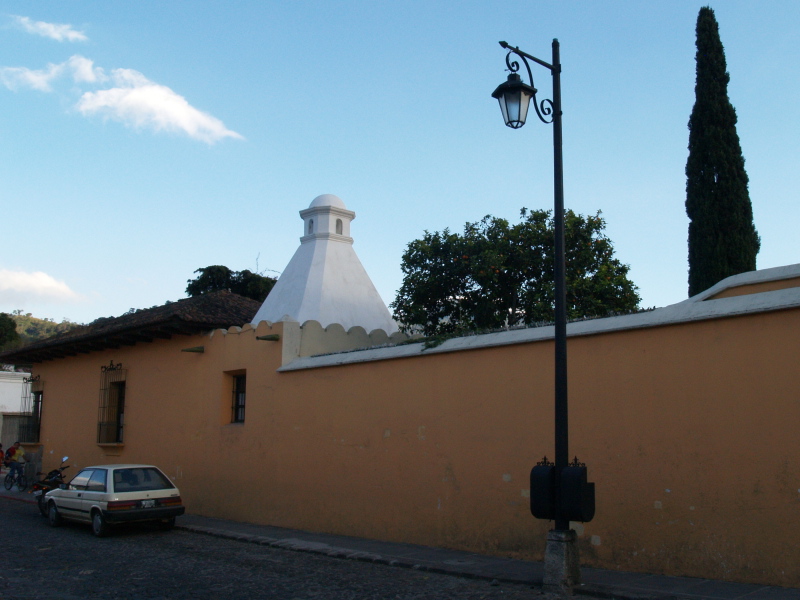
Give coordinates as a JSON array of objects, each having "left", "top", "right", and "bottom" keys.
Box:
[{"left": 530, "top": 461, "right": 595, "bottom": 523}]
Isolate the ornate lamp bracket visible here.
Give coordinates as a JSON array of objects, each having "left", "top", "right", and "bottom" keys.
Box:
[{"left": 499, "top": 41, "right": 556, "bottom": 125}]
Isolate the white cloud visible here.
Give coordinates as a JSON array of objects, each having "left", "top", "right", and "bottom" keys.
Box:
[
  {"left": 13, "top": 15, "right": 87, "bottom": 42},
  {"left": 77, "top": 68, "right": 244, "bottom": 144},
  {"left": 0, "top": 55, "right": 104, "bottom": 92},
  {"left": 0, "top": 54, "right": 241, "bottom": 144},
  {"left": 67, "top": 55, "right": 105, "bottom": 84},
  {"left": 0, "top": 63, "right": 64, "bottom": 92},
  {"left": 0, "top": 269, "right": 81, "bottom": 304}
]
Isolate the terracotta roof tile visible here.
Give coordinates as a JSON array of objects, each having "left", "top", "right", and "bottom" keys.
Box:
[{"left": 0, "top": 291, "right": 262, "bottom": 365}]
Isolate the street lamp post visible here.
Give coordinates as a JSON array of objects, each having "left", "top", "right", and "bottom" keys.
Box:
[{"left": 493, "top": 39, "right": 594, "bottom": 593}]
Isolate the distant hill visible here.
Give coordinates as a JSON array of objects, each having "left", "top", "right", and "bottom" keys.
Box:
[{"left": 9, "top": 312, "right": 80, "bottom": 345}]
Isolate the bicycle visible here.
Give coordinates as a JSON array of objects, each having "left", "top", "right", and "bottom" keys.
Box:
[{"left": 4, "top": 466, "right": 28, "bottom": 491}]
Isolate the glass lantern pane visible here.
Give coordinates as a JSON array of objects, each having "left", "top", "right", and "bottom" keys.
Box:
[
  {"left": 504, "top": 92, "right": 521, "bottom": 126},
  {"left": 517, "top": 90, "right": 533, "bottom": 126},
  {"left": 497, "top": 97, "right": 510, "bottom": 126}
]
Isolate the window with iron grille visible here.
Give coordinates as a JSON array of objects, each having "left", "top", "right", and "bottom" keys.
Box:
[
  {"left": 98, "top": 361, "right": 127, "bottom": 444},
  {"left": 18, "top": 375, "right": 43, "bottom": 443},
  {"left": 232, "top": 374, "right": 246, "bottom": 423}
]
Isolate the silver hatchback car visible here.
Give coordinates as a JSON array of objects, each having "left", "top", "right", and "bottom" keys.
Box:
[{"left": 45, "top": 464, "right": 185, "bottom": 537}]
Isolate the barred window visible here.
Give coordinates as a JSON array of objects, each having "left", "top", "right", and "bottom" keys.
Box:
[
  {"left": 232, "top": 374, "right": 246, "bottom": 423},
  {"left": 19, "top": 375, "right": 43, "bottom": 444},
  {"left": 98, "top": 361, "right": 127, "bottom": 444}
]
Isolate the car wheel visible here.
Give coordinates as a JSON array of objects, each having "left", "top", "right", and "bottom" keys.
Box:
[
  {"left": 91, "top": 510, "right": 108, "bottom": 537},
  {"left": 48, "top": 502, "right": 62, "bottom": 527},
  {"left": 157, "top": 517, "right": 176, "bottom": 531}
]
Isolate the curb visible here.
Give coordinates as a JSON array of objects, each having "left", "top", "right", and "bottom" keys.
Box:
[
  {"left": 177, "top": 523, "right": 532, "bottom": 586},
  {"left": 176, "top": 522, "right": 668, "bottom": 600},
  {"left": 1, "top": 491, "right": 36, "bottom": 504}
]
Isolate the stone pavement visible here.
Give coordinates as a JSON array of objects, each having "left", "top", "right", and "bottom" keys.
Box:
[{"left": 3, "top": 483, "right": 798, "bottom": 600}]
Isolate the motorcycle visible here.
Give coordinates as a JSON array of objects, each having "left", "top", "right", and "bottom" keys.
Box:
[{"left": 30, "top": 456, "right": 69, "bottom": 516}]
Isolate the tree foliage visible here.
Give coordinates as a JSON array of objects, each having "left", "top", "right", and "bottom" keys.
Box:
[
  {"left": 186, "top": 265, "right": 276, "bottom": 302},
  {"left": 0, "top": 313, "right": 20, "bottom": 348},
  {"left": 391, "top": 209, "right": 640, "bottom": 335},
  {"left": 685, "top": 6, "right": 759, "bottom": 297}
]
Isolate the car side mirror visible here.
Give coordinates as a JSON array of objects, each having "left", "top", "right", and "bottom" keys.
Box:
[{"left": 59, "top": 484, "right": 68, "bottom": 490}]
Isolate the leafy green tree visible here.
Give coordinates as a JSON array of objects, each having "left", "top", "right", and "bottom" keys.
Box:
[
  {"left": 0, "top": 312, "right": 20, "bottom": 348},
  {"left": 186, "top": 266, "right": 276, "bottom": 302},
  {"left": 391, "top": 209, "right": 640, "bottom": 335},
  {"left": 686, "top": 6, "right": 759, "bottom": 297}
]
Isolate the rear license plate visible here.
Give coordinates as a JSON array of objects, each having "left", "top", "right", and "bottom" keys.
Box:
[{"left": 140, "top": 500, "right": 156, "bottom": 508}]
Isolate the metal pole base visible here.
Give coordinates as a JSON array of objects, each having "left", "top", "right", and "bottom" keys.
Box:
[{"left": 543, "top": 529, "right": 580, "bottom": 595}]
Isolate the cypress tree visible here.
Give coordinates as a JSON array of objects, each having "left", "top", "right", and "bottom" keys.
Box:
[{"left": 686, "top": 6, "right": 759, "bottom": 297}]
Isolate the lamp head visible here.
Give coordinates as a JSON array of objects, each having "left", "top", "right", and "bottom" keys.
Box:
[{"left": 492, "top": 72, "right": 536, "bottom": 129}]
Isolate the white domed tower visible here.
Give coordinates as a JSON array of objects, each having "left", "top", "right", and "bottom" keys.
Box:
[{"left": 251, "top": 194, "right": 398, "bottom": 333}]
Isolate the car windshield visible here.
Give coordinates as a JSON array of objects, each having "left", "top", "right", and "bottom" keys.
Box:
[{"left": 112, "top": 467, "right": 175, "bottom": 493}]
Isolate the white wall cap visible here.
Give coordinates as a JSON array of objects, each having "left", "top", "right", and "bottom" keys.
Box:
[
  {"left": 279, "top": 263, "right": 800, "bottom": 372},
  {"left": 680, "top": 263, "right": 800, "bottom": 303}
]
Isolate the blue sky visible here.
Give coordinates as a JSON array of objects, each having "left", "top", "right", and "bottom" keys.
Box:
[{"left": 1, "top": 1, "right": 798, "bottom": 324}]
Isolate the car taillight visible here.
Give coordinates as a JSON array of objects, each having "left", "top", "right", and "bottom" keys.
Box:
[
  {"left": 106, "top": 500, "right": 139, "bottom": 511},
  {"left": 159, "top": 496, "right": 182, "bottom": 507}
]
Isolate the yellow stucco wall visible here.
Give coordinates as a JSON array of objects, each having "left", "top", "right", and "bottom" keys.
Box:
[{"left": 29, "top": 309, "right": 800, "bottom": 587}]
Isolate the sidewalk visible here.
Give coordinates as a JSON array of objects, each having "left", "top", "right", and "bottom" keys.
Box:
[{"left": 3, "top": 484, "right": 798, "bottom": 600}]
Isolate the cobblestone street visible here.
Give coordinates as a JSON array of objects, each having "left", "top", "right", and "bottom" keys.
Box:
[{"left": 1, "top": 498, "right": 555, "bottom": 600}]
